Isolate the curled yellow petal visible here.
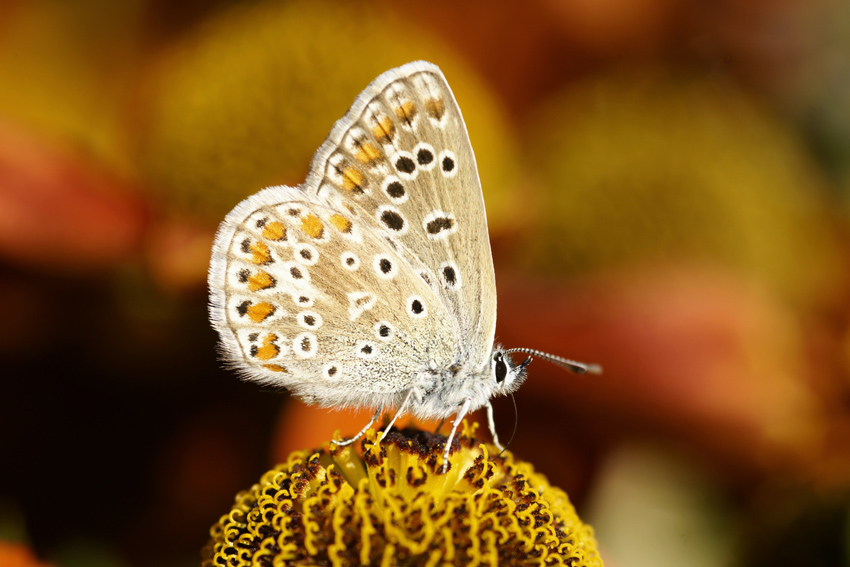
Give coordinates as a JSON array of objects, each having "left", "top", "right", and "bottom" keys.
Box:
[{"left": 202, "top": 422, "right": 603, "bottom": 566}]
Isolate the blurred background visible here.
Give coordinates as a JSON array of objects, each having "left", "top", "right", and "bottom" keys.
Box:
[{"left": 1, "top": 0, "right": 850, "bottom": 565}]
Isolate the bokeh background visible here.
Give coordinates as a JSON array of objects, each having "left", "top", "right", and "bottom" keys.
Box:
[{"left": 2, "top": 0, "right": 850, "bottom": 565}]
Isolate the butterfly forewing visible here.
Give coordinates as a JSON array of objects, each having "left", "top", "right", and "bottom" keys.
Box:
[
  {"left": 305, "top": 61, "right": 497, "bottom": 372},
  {"left": 212, "top": 187, "right": 458, "bottom": 408}
]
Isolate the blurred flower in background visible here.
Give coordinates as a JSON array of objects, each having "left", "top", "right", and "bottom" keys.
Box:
[{"left": 1, "top": 0, "right": 850, "bottom": 566}]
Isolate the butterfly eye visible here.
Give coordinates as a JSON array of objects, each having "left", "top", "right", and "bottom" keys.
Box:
[{"left": 494, "top": 352, "right": 507, "bottom": 384}]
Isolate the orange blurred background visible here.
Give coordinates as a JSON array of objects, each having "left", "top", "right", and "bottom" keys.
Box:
[{"left": 2, "top": 0, "right": 850, "bottom": 566}]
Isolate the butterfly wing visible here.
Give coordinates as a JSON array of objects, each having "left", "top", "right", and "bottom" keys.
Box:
[
  {"left": 209, "top": 185, "right": 459, "bottom": 409},
  {"left": 209, "top": 62, "right": 497, "bottom": 413},
  {"left": 304, "top": 61, "right": 497, "bottom": 373}
]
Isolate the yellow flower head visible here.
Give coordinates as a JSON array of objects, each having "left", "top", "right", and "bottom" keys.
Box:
[{"left": 202, "top": 422, "right": 602, "bottom": 566}]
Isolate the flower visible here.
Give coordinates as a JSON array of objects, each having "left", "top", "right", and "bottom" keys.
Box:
[
  {"left": 202, "top": 421, "right": 602, "bottom": 566},
  {"left": 137, "top": 0, "right": 520, "bottom": 227},
  {"left": 0, "top": 541, "right": 55, "bottom": 567}
]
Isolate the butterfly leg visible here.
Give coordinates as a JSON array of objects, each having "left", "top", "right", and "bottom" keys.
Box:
[
  {"left": 442, "top": 397, "right": 472, "bottom": 474},
  {"left": 434, "top": 417, "right": 448, "bottom": 434},
  {"left": 485, "top": 400, "right": 504, "bottom": 451},
  {"left": 379, "top": 388, "right": 422, "bottom": 442},
  {"left": 333, "top": 408, "right": 381, "bottom": 447}
]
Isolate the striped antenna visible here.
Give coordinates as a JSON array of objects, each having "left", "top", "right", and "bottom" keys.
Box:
[{"left": 504, "top": 348, "right": 602, "bottom": 375}]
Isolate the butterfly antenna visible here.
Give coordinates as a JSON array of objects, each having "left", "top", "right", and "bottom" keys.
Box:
[
  {"left": 505, "top": 348, "right": 602, "bottom": 375},
  {"left": 497, "top": 393, "right": 519, "bottom": 459}
]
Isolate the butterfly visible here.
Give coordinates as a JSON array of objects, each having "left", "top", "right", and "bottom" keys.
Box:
[{"left": 208, "top": 61, "right": 600, "bottom": 472}]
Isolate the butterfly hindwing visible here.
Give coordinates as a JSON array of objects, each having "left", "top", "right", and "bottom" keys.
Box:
[{"left": 210, "top": 187, "right": 457, "bottom": 409}]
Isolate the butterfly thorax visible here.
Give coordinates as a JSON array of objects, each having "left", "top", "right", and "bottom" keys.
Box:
[
  {"left": 409, "top": 346, "right": 526, "bottom": 421},
  {"left": 409, "top": 366, "right": 485, "bottom": 421}
]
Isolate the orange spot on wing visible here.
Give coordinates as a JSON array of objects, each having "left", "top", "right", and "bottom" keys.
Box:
[
  {"left": 300, "top": 214, "right": 324, "bottom": 239},
  {"left": 342, "top": 167, "right": 365, "bottom": 192},
  {"left": 247, "top": 270, "right": 275, "bottom": 291},
  {"left": 249, "top": 242, "right": 271, "bottom": 264},
  {"left": 247, "top": 301, "right": 275, "bottom": 322},
  {"left": 255, "top": 333, "right": 279, "bottom": 361},
  {"left": 395, "top": 100, "right": 416, "bottom": 122},
  {"left": 262, "top": 221, "right": 286, "bottom": 241},
  {"left": 372, "top": 115, "right": 395, "bottom": 143},
  {"left": 263, "top": 364, "right": 287, "bottom": 372},
  {"left": 354, "top": 142, "right": 382, "bottom": 164},
  {"left": 425, "top": 98, "right": 446, "bottom": 119},
  {"left": 329, "top": 214, "right": 352, "bottom": 234}
]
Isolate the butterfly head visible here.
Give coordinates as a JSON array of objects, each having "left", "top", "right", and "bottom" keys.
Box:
[{"left": 488, "top": 347, "right": 532, "bottom": 397}]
